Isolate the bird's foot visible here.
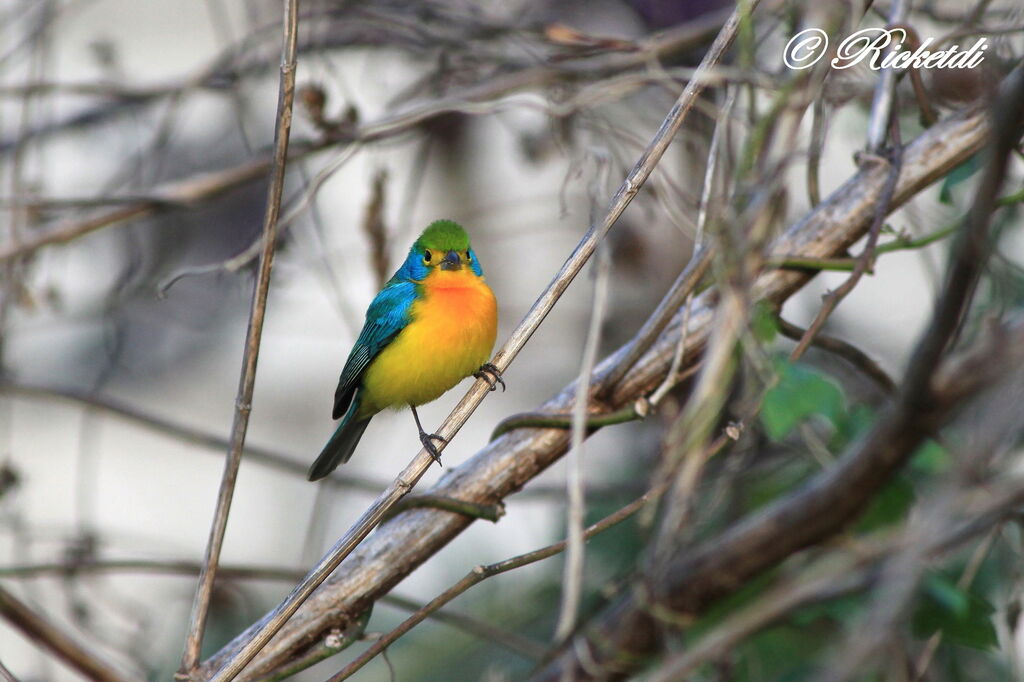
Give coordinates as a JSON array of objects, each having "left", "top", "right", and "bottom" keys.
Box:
[
  {"left": 419, "top": 431, "right": 447, "bottom": 465},
  {"left": 474, "top": 362, "right": 506, "bottom": 392}
]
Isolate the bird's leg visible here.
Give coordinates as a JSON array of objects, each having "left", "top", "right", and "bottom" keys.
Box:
[
  {"left": 473, "top": 362, "right": 506, "bottom": 392},
  {"left": 411, "top": 405, "right": 446, "bottom": 465}
]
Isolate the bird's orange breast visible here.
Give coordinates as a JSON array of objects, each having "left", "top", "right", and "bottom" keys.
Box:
[{"left": 359, "top": 269, "right": 497, "bottom": 413}]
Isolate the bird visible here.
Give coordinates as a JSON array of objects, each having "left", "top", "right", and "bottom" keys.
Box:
[{"left": 308, "top": 219, "right": 503, "bottom": 481}]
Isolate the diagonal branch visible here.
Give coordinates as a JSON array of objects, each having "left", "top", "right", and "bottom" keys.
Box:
[
  {"left": 178, "top": 0, "right": 300, "bottom": 675},
  {"left": 0, "top": 11, "right": 727, "bottom": 267},
  {"left": 198, "top": 97, "right": 990, "bottom": 680},
  {"left": 535, "top": 63, "right": 1024, "bottom": 682},
  {"left": 0, "top": 584, "right": 131, "bottom": 682},
  {"left": 198, "top": 4, "right": 759, "bottom": 679}
]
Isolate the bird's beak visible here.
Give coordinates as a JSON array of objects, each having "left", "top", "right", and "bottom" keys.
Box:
[{"left": 440, "top": 250, "right": 461, "bottom": 270}]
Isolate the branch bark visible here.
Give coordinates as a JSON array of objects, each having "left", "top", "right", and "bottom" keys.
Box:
[
  {"left": 179, "top": 0, "right": 300, "bottom": 675},
  {"left": 0, "top": 585, "right": 131, "bottom": 682},
  {"left": 196, "top": 96, "right": 989, "bottom": 679},
  {"left": 200, "top": 6, "right": 757, "bottom": 680},
  {"left": 534, "top": 65, "right": 1024, "bottom": 681}
]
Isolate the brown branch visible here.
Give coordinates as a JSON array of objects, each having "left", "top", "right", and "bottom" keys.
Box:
[
  {"left": 197, "top": 5, "right": 757, "bottom": 679},
  {"left": 776, "top": 317, "right": 897, "bottom": 394},
  {"left": 361, "top": 169, "right": 390, "bottom": 289},
  {"left": 0, "top": 7, "right": 727, "bottom": 155},
  {"left": 0, "top": 657, "right": 17, "bottom": 682},
  {"left": 789, "top": 110, "right": 904, "bottom": 362},
  {"left": 178, "top": 0, "right": 300, "bottom": 675},
  {"left": 329, "top": 484, "right": 667, "bottom": 681},
  {"left": 0, "top": 381, "right": 384, "bottom": 493},
  {"left": 0, "top": 559, "right": 536, "bottom": 660},
  {"left": 650, "top": 479, "right": 1024, "bottom": 681},
  {"left": 197, "top": 99, "right": 990, "bottom": 679},
  {"left": 0, "top": 153, "right": 290, "bottom": 265},
  {"left": 534, "top": 65, "right": 1024, "bottom": 681},
  {"left": 382, "top": 494, "right": 505, "bottom": 523},
  {"left": 0, "top": 584, "right": 130, "bottom": 682},
  {"left": 0, "top": 12, "right": 727, "bottom": 267}
]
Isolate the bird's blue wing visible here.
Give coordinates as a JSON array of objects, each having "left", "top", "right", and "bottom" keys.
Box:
[{"left": 332, "top": 280, "right": 416, "bottom": 419}]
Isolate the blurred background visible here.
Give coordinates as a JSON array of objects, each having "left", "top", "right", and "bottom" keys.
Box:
[{"left": 1, "top": 0, "right": 1022, "bottom": 680}]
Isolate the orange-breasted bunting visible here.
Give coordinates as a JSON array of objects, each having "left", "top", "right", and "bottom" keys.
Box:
[{"left": 308, "top": 220, "right": 502, "bottom": 480}]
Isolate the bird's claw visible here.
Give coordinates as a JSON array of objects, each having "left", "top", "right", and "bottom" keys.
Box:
[
  {"left": 474, "top": 362, "right": 506, "bottom": 392},
  {"left": 419, "top": 431, "right": 447, "bottom": 465}
]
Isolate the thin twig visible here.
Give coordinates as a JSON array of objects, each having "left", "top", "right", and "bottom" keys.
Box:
[
  {"left": 0, "top": 657, "right": 17, "bottom": 682},
  {"left": 555, "top": 245, "right": 610, "bottom": 641},
  {"left": 599, "top": 247, "right": 713, "bottom": 394},
  {"left": 0, "top": 558, "right": 535, "bottom": 658},
  {"left": 535, "top": 62, "right": 1024, "bottom": 682},
  {"left": 178, "top": 0, "right": 300, "bottom": 675},
  {"left": 649, "top": 89, "right": 730, "bottom": 407},
  {"left": 0, "top": 585, "right": 130, "bottom": 682},
  {"left": 807, "top": 95, "right": 825, "bottom": 206},
  {"left": 912, "top": 525, "right": 1000, "bottom": 680},
  {"left": 790, "top": 107, "right": 904, "bottom": 362},
  {"left": 0, "top": 381, "right": 384, "bottom": 492},
  {"left": 776, "top": 317, "right": 896, "bottom": 394},
  {"left": 197, "top": 87, "right": 992, "bottom": 682},
  {"left": 200, "top": 6, "right": 752, "bottom": 680},
  {"left": 489, "top": 403, "right": 652, "bottom": 441},
  {"left": 865, "top": 0, "right": 909, "bottom": 154},
  {"left": 377, "top": 593, "right": 546, "bottom": 661},
  {"left": 328, "top": 483, "right": 668, "bottom": 682}
]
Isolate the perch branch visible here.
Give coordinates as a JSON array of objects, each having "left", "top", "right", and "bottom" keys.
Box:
[
  {"left": 199, "top": 95, "right": 990, "bottom": 681},
  {"left": 179, "top": 0, "right": 300, "bottom": 675},
  {"left": 199, "top": 5, "right": 756, "bottom": 679}
]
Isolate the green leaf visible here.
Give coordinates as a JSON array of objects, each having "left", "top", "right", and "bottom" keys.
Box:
[
  {"left": 911, "top": 440, "right": 952, "bottom": 474},
  {"left": 939, "top": 156, "right": 980, "bottom": 205},
  {"left": 925, "top": 575, "right": 970, "bottom": 617},
  {"left": 830, "top": 404, "right": 875, "bottom": 451},
  {"left": 912, "top": 573, "right": 998, "bottom": 650},
  {"left": 761, "top": 361, "right": 846, "bottom": 441},
  {"left": 752, "top": 302, "right": 779, "bottom": 343},
  {"left": 855, "top": 475, "right": 916, "bottom": 532},
  {"left": 743, "top": 459, "right": 815, "bottom": 513},
  {"left": 791, "top": 593, "right": 864, "bottom": 626}
]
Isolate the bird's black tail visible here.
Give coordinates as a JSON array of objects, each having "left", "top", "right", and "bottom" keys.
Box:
[{"left": 308, "top": 402, "right": 371, "bottom": 481}]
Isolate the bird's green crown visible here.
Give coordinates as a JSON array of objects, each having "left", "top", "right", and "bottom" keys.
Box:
[{"left": 414, "top": 220, "right": 470, "bottom": 252}]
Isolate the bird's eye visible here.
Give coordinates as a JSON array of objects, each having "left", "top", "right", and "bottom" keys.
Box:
[
  {"left": 466, "top": 251, "right": 472, "bottom": 262},
  {"left": 423, "top": 250, "right": 432, "bottom": 263}
]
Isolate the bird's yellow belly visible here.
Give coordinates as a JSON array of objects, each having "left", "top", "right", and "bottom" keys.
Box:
[{"left": 360, "top": 274, "right": 497, "bottom": 414}]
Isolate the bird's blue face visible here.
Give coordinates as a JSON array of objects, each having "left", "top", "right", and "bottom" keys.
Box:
[
  {"left": 397, "top": 244, "right": 483, "bottom": 280},
  {"left": 392, "top": 220, "right": 484, "bottom": 282}
]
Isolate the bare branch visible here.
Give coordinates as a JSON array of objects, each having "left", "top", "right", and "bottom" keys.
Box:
[
  {"left": 199, "top": 93, "right": 990, "bottom": 681},
  {"left": 776, "top": 317, "right": 897, "bottom": 394},
  {"left": 198, "top": 4, "right": 758, "bottom": 678},
  {"left": 0, "top": 585, "right": 131, "bottom": 682},
  {"left": 535, "top": 64, "right": 1024, "bottom": 681},
  {"left": 329, "top": 484, "right": 667, "bottom": 681},
  {"left": 179, "top": 0, "right": 300, "bottom": 674}
]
